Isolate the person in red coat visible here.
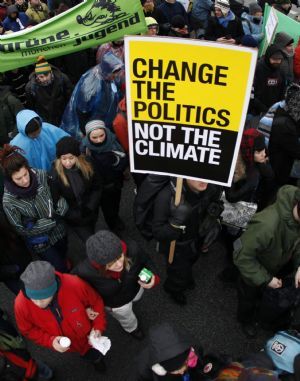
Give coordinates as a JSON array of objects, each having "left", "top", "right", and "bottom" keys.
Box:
[
  {"left": 14, "top": 261, "right": 107, "bottom": 373},
  {"left": 113, "top": 97, "right": 128, "bottom": 153},
  {"left": 294, "top": 37, "right": 300, "bottom": 82}
]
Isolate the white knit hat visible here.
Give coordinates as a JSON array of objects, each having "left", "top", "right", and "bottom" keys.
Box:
[
  {"left": 215, "top": 0, "right": 230, "bottom": 15},
  {"left": 85, "top": 120, "right": 105, "bottom": 136}
]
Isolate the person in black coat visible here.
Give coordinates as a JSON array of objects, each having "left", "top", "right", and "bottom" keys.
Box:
[
  {"left": 269, "top": 83, "right": 300, "bottom": 186},
  {"left": 204, "top": 0, "right": 244, "bottom": 45},
  {"left": 249, "top": 45, "right": 286, "bottom": 116},
  {"left": 220, "top": 129, "right": 275, "bottom": 284},
  {"left": 72, "top": 230, "right": 159, "bottom": 340},
  {"left": 25, "top": 56, "right": 73, "bottom": 126},
  {"left": 134, "top": 322, "right": 204, "bottom": 380},
  {"left": 49, "top": 136, "right": 102, "bottom": 243},
  {"left": 0, "top": 212, "right": 32, "bottom": 295},
  {"left": 82, "top": 120, "right": 128, "bottom": 232},
  {"left": 138, "top": 176, "right": 223, "bottom": 305}
]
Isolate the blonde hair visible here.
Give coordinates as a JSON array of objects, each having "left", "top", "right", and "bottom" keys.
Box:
[
  {"left": 233, "top": 152, "right": 246, "bottom": 183},
  {"left": 55, "top": 154, "right": 94, "bottom": 187}
]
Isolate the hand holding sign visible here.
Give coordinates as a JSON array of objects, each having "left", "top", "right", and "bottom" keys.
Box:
[{"left": 169, "top": 196, "right": 192, "bottom": 230}]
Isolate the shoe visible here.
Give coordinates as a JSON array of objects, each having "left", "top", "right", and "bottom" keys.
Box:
[
  {"left": 129, "top": 326, "right": 145, "bottom": 340},
  {"left": 93, "top": 358, "right": 106, "bottom": 373},
  {"left": 241, "top": 322, "right": 258, "bottom": 338}
]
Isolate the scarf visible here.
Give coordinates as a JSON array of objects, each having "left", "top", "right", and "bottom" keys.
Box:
[
  {"left": 91, "top": 241, "right": 127, "bottom": 279},
  {"left": 217, "top": 10, "right": 235, "bottom": 28},
  {"left": 64, "top": 167, "right": 85, "bottom": 205},
  {"left": 15, "top": 17, "right": 25, "bottom": 30},
  {"left": 83, "top": 127, "right": 123, "bottom": 154},
  {"left": 5, "top": 169, "right": 38, "bottom": 199}
]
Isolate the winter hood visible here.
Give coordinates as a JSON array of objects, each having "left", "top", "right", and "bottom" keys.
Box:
[
  {"left": 99, "top": 51, "right": 124, "bottom": 80},
  {"left": 264, "top": 44, "right": 284, "bottom": 67},
  {"left": 273, "top": 32, "right": 294, "bottom": 49},
  {"left": 16, "top": 109, "right": 42, "bottom": 136},
  {"left": 148, "top": 323, "right": 193, "bottom": 367},
  {"left": 11, "top": 109, "right": 69, "bottom": 171},
  {"left": 275, "top": 185, "right": 300, "bottom": 226},
  {"left": 7, "top": 4, "right": 18, "bottom": 15}
]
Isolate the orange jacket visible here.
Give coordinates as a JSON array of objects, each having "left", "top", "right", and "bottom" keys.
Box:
[{"left": 113, "top": 97, "right": 129, "bottom": 153}]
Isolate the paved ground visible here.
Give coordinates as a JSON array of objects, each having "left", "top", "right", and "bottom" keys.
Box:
[{"left": 0, "top": 179, "right": 270, "bottom": 380}]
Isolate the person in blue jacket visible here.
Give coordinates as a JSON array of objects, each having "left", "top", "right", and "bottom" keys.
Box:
[
  {"left": 241, "top": 3, "right": 264, "bottom": 44},
  {"left": 61, "top": 52, "right": 124, "bottom": 140},
  {"left": 2, "top": 4, "right": 29, "bottom": 32},
  {"left": 10, "top": 109, "right": 69, "bottom": 171}
]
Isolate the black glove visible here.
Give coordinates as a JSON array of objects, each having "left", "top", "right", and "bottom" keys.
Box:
[
  {"left": 198, "top": 201, "right": 223, "bottom": 237},
  {"left": 169, "top": 197, "right": 192, "bottom": 227},
  {"left": 52, "top": 212, "right": 65, "bottom": 223},
  {"left": 201, "top": 220, "right": 221, "bottom": 251},
  {"left": 206, "top": 201, "right": 224, "bottom": 218}
]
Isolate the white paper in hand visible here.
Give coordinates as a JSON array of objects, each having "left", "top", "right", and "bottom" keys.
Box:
[{"left": 88, "top": 334, "right": 111, "bottom": 355}]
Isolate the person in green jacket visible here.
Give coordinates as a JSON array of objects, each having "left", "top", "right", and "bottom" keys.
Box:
[
  {"left": 233, "top": 185, "right": 300, "bottom": 337},
  {"left": 25, "top": 0, "right": 49, "bottom": 24},
  {"left": 0, "top": 85, "right": 24, "bottom": 146}
]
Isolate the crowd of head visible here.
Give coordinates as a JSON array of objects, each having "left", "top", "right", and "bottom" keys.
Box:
[{"left": 0, "top": 0, "right": 300, "bottom": 380}]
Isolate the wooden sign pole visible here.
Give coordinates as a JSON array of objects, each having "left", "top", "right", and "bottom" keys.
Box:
[{"left": 168, "top": 177, "right": 183, "bottom": 264}]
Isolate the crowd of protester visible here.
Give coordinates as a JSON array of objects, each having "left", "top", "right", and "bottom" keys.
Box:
[{"left": 1, "top": 0, "right": 300, "bottom": 379}]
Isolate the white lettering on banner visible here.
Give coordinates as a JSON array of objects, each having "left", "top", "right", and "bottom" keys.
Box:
[{"left": 134, "top": 122, "right": 222, "bottom": 165}]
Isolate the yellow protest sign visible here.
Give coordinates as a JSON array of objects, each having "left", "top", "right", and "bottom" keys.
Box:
[{"left": 125, "top": 36, "right": 257, "bottom": 186}]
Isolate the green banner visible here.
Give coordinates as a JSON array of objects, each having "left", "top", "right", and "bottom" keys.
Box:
[
  {"left": 0, "top": 0, "right": 147, "bottom": 72},
  {"left": 260, "top": 4, "right": 300, "bottom": 56}
]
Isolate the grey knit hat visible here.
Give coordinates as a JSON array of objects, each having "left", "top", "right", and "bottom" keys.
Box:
[
  {"left": 248, "top": 2, "right": 262, "bottom": 14},
  {"left": 86, "top": 230, "right": 123, "bottom": 265},
  {"left": 85, "top": 120, "right": 105, "bottom": 136},
  {"left": 20, "top": 261, "right": 57, "bottom": 300}
]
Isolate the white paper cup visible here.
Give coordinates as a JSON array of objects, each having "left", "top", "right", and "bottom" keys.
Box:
[{"left": 59, "top": 337, "right": 71, "bottom": 348}]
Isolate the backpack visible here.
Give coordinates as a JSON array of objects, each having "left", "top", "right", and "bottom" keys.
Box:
[
  {"left": 133, "top": 175, "right": 171, "bottom": 240},
  {"left": 241, "top": 17, "right": 253, "bottom": 34},
  {"left": 265, "top": 330, "right": 300, "bottom": 374}
]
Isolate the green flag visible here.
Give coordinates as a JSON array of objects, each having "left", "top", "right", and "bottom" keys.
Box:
[
  {"left": 0, "top": 0, "right": 147, "bottom": 73},
  {"left": 260, "top": 4, "right": 299, "bottom": 56}
]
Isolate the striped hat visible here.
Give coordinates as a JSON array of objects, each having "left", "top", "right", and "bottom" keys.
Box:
[
  {"left": 35, "top": 56, "right": 51, "bottom": 75},
  {"left": 85, "top": 120, "right": 106, "bottom": 136}
]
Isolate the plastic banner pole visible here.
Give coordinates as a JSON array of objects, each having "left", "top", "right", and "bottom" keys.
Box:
[{"left": 168, "top": 177, "right": 183, "bottom": 264}]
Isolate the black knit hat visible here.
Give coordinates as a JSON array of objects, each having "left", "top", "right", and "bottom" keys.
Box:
[
  {"left": 160, "top": 349, "right": 190, "bottom": 372},
  {"left": 25, "top": 118, "right": 41, "bottom": 136},
  {"left": 86, "top": 230, "right": 123, "bottom": 265},
  {"left": 56, "top": 136, "right": 81, "bottom": 158}
]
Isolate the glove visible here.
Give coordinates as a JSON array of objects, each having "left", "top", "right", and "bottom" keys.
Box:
[
  {"left": 198, "top": 201, "right": 223, "bottom": 237},
  {"left": 206, "top": 201, "right": 224, "bottom": 218},
  {"left": 169, "top": 197, "right": 192, "bottom": 227},
  {"left": 201, "top": 220, "right": 221, "bottom": 252},
  {"left": 52, "top": 212, "right": 64, "bottom": 223}
]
